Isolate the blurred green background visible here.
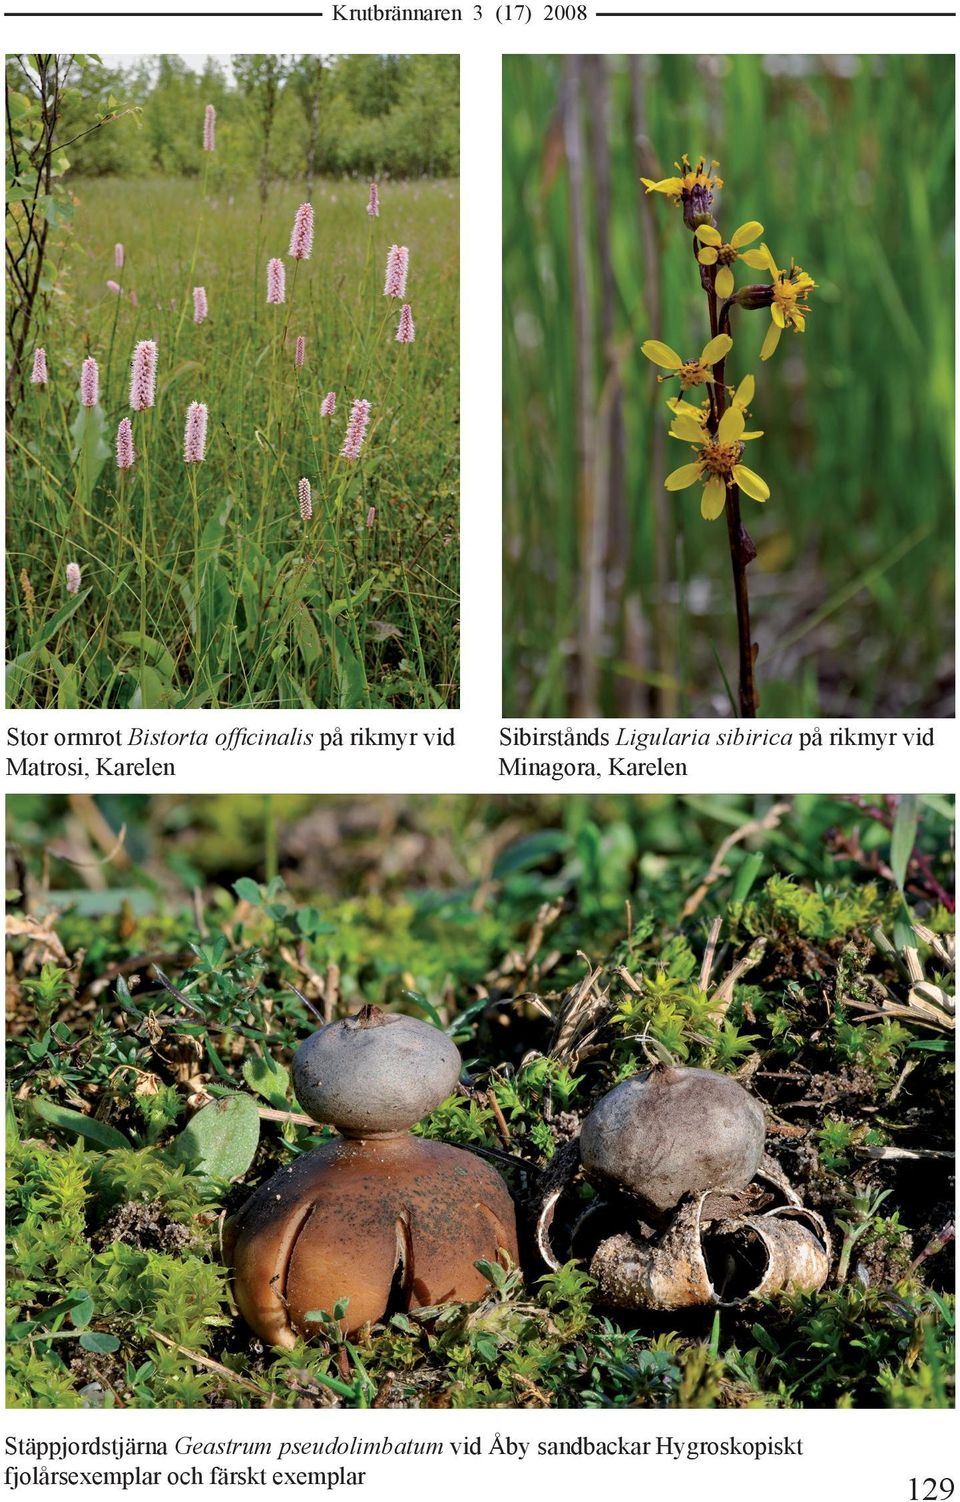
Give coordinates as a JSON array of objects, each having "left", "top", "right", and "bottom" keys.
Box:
[
  {"left": 55, "top": 54, "right": 459, "bottom": 179},
  {"left": 502, "top": 55, "right": 954, "bottom": 718}
]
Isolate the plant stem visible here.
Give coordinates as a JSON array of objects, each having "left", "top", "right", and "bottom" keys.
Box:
[{"left": 701, "top": 248, "right": 759, "bottom": 717}]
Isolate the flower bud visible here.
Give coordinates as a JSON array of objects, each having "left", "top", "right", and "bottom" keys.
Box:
[{"left": 734, "top": 283, "right": 775, "bottom": 310}]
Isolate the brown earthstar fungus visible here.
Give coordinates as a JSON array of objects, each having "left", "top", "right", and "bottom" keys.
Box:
[
  {"left": 224, "top": 1006, "right": 519, "bottom": 1348},
  {"left": 580, "top": 1064, "right": 766, "bottom": 1218}
]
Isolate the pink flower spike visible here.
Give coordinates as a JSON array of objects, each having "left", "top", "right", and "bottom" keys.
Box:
[
  {"left": 298, "top": 477, "right": 313, "bottom": 521},
  {"left": 341, "top": 398, "right": 371, "bottom": 461},
  {"left": 129, "top": 339, "right": 157, "bottom": 411},
  {"left": 295, "top": 335, "right": 306, "bottom": 369},
  {"left": 31, "top": 347, "right": 48, "bottom": 385},
  {"left": 367, "top": 182, "right": 379, "bottom": 218},
  {"left": 183, "top": 402, "right": 208, "bottom": 464},
  {"left": 193, "top": 286, "right": 208, "bottom": 325},
  {"left": 289, "top": 202, "right": 314, "bottom": 260},
  {"left": 384, "top": 244, "right": 409, "bottom": 298},
  {"left": 365, "top": 506, "right": 376, "bottom": 529},
  {"left": 320, "top": 391, "right": 336, "bottom": 416},
  {"left": 114, "top": 242, "right": 124, "bottom": 269},
  {"left": 267, "top": 257, "right": 285, "bottom": 304},
  {"left": 66, "top": 561, "right": 82, "bottom": 595},
  {"left": 129, "top": 289, "right": 138, "bottom": 307},
  {"left": 80, "top": 356, "right": 99, "bottom": 407},
  {"left": 203, "top": 104, "right": 216, "bottom": 152},
  {"left": 395, "top": 304, "right": 415, "bottom": 344},
  {"left": 116, "top": 417, "right": 135, "bottom": 471},
  {"left": 106, "top": 279, "right": 122, "bottom": 295}
]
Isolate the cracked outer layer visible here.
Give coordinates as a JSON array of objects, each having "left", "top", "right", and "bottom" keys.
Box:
[{"left": 224, "top": 1134, "right": 519, "bottom": 1347}]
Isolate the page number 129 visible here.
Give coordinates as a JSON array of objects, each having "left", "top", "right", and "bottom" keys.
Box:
[{"left": 909, "top": 1483, "right": 954, "bottom": 1501}]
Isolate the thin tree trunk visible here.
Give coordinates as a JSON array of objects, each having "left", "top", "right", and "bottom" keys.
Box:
[{"left": 6, "top": 56, "right": 60, "bottom": 424}]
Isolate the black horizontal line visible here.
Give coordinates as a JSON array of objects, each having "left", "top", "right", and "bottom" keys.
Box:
[
  {"left": 5, "top": 9, "right": 325, "bottom": 12},
  {"left": 596, "top": 7, "right": 956, "bottom": 11}
]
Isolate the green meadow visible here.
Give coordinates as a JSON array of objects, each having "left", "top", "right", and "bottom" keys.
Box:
[
  {"left": 503, "top": 55, "right": 954, "bottom": 718},
  {"left": 7, "top": 63, "right": 459, "bottom": 709}
]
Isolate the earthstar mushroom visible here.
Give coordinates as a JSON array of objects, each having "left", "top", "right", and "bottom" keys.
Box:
[
  {"left": 225, "top": 1006, "right": 519, "bottom": 1347},
  {"left": 580, "top": 1064, "right": 766, "bottom": 1218}
]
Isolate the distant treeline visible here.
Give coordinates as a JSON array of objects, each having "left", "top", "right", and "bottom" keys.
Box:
[{"left": 54, "top": 54, "right": 459, "bottom": 179}]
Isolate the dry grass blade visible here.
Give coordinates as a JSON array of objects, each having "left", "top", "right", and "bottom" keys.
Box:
[
  {"left": 699, "top": 915, "right": 724, "bottom": 991},
  {"left": 148, "top": 1328, "right": 275, "bottom": 1400},
  {"left": 709, "top": 938, "right": 767, "bottom": 1020},
  {"left": 681, "top": 801, "right": 792, "bottom": 919},
  {"left": 548, "top": 956, "right": 609, "bottom": 1064}
]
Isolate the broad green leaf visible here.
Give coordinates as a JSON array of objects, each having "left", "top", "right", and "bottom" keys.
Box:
[
  {"left": 79, "top": 1331, "right": 120, "bottom": 1354},
  {"left": 233, "top": 877, "right": 262, "bottom": 905},
  {"left": 115, "top": 633, "right": 176, "bottom": 681},
  {"left": 173, "top": 1092, "right": 260, "bottom": 1180},
  {"left": 292, "top": 600, "right": 322, "bottom": 671},
  {"left": 242, "top": 1054, "right": 290, "bottom": 1111},
  {"left": 332, "top": 624, "right": 368, "bottom": 708},
  {"left": 128, "top": 665, "right": 176, "bottom": 708}
]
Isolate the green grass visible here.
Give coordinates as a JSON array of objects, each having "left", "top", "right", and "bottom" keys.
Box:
[
  {"left": 8, "top": 176, "right": 459, "bottom": 707},
  {"left": 6, "top": 792, "right": 954, "bottom": 1409},
  {"left": 502, "top": 55, "right": 955, "bottom": 717}
]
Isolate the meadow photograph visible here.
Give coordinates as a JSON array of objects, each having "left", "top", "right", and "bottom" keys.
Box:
[
  {"left": 6, "top": 53, "right": 460, "bottom": 708},
  {"left": 502, "top": 55, "right": 955, "bottom": 718},
  {"left": 6, "top": 791, "right": 954, "bottom": 1408}
]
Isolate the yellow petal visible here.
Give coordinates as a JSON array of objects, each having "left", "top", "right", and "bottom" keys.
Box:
[
  {"left": 700, "top": 476, "right": 727, "bottom": 520},
  {"left": 666, "top": 397, "right": 704, "bottom": 419},
  {"left": 697, "top": 246, "right": 719, "bottom": 265},
  {"left": 695, "top": 224, "right": 722, "bottom": 246},
  {"left": 733, "top": 464, "right": 769, "bottom": 502},
  {"left": 792, "top": 312, "right": 806, "bottom": 332},
  {"left": 758, "top": 242, "right": 780, "bottom": 277},
  {"left": 760, "top": 321, "right": 782, "bottom": 361},
  {"left": 669, "top": 415, "right": 707, "bottom": 443},
  {"left": 641, "top": 338, "right": 683, "bottom": 370},
  {"left": 771, "top": 303, "right": 786, "bottom": 329},
  {"left": 700, "top": 333, "right": 733, "bottom": 366},
  {"left": 665, "top": 462, "right": 703, "bottom": 491},
  {"left": 641, "top": 176, "right": 683, "bottom": 196},
  {"left": 715, "top": 266, "right": 735, "bottom": 299},
  {"left": 734, "top": 374, "right": 754, "bottom": 409},
  {"left": 740, "top": 249, "right": 771, "bottom": 270},
  {"left": 741, "top": 430, "right": 764, "bottom": 440},
  {"left": 717, "top": 406, "right": 745, "bottom": 444},
  {"left": 730, "top": 220, "right": 763, "bottom": 249}
]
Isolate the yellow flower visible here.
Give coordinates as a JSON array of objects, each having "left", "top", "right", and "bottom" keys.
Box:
[
  {"left": 641, "top": 154, "right": 723, "bottom": 206},
  {"left": 666, "top": 374, "right": 754, "bottom": 426},
  {"left": 641, "top": 332, "right": 733, "bottom": 391},
  {"left": 755, "top": 243, "right": 817, "bottom": 360},
  {"left": 694, "top": 221, "right": 767, "bottom": 300},
  {"left": 665, "top": 401, "right": 768, "bottom": 521}
]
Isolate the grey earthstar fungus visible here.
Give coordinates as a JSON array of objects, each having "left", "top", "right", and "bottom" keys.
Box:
[
  {"left": 539, "top": 1064, "right": 830, "bottom": 1309},
  {"left": 580, "top": 1065, "right": 766, "bottom": 1219},
  {"left": 225, "top": 1005, "right": 519, "bottom": 1348}
]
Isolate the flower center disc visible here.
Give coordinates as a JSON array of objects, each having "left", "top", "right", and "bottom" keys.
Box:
[{"left": 701, "top": 439, "right": 743, "bottom": 477}]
